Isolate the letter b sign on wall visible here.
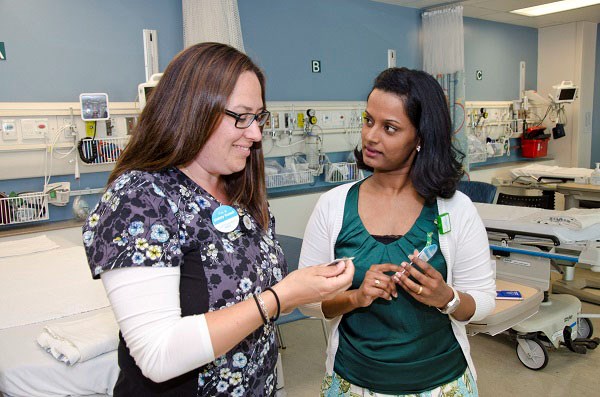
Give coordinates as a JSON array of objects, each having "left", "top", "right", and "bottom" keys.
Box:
[{"left": 312, "top": 60, "right": 321, "bottom": 73}]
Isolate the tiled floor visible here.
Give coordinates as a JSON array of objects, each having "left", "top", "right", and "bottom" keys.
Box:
[{"left": 278, "top": 268, "right": 600, "bottom": 396}]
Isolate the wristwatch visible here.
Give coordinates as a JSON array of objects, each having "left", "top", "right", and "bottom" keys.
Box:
[{"left": 438, "top": 286, "right": 460, "bottom": 315}]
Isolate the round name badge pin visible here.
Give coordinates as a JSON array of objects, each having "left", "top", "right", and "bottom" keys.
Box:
[{"left": 212, "top": 205, "right": 239, "bottom": 233}]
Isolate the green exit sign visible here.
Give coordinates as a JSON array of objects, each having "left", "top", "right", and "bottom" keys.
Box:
[{"left": 0, "top": 42, "right": 6, "bottom": 60}]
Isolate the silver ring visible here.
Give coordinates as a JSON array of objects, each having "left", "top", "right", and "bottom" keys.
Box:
[{"left": 374, "top": 279, "right": 381, "bottom": 286}]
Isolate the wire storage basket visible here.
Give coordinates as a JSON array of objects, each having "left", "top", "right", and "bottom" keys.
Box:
[
  {"left": 324, "top": 162, "right": 359, "bottom": 183},
  {"left": 78, "top": 136, "right": 129, "bottom": 165},
  {"left": 265, "top": 170, "right": 314, "bottom": 188},
  {"left": 0, "top": 192, "right": 49, "bottom": 226}
]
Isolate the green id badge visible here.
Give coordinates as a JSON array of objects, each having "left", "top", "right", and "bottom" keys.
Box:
[{"left": 437, "top": 213, "right": 451, "bottom": 234}]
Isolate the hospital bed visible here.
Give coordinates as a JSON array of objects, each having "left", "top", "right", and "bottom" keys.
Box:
[
  {"left": 0, "top": 225, "right": 118, "bottom": 397},
  {"left": 498, "top": 164, "right": 600, "bottom": 210},
  {"left": 467, "top": 203, "right": 599, "bottom": 370},
  {"left": 476, "top": 202, "right": 600, "bottom": 305}
]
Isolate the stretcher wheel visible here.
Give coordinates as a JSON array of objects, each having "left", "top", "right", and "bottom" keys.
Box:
[
  {"left": 577, "top": 318, "right": 594, "bottom": 340},
  {"left": 516, "top": 339, "right": 548, "bottom": 370}
]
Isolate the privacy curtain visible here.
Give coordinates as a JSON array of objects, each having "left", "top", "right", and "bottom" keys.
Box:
[
  {"left": 182, "top": 0, "right": 245, "bottom": 51},
  {"left": 422, "top": 6, "right": 468, "bottom": 172}
]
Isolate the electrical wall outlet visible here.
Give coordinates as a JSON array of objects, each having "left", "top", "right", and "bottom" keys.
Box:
[
  {"left": 125, "top": 117, "right": 137, "bottom": 135},
  {"left": 61, "top": 118, "right": 77, "bottom": 139},
  {"left": 388, "top": 49, "right": 396, "bottom": 68},
  {"left": 106, "top": 118, "right": 115, "bottom": 136}
]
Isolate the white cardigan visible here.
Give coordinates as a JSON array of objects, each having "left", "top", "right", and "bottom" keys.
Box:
[{"left": 298, "top": 181, "right": 496, "bottom": 380}]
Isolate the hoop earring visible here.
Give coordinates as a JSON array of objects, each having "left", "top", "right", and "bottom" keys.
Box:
[{"left": 416, "top": 145, "right": 421, "bottom": 152}]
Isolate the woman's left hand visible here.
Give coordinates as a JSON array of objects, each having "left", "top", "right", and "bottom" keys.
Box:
[{"left": 392, "top": 249, "right": 453, "bottom": 308}]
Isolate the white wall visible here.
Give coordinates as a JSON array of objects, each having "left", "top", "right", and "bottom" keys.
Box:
[
  {"left": 538, "top": 22, "right": 597, "bottom": 167},
  {"left": 270, "top": 192, "right": 322, "bottom": 238},
  {"left": 575, "top": 22, "right": 597, "bottom": 166}
]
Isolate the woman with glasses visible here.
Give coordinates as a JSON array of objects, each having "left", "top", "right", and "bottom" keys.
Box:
[
  {"left": 299, "top": 67, "right": 495, "bottom": 396},
  {"left": 82, "top": 42, "right": 354, "bottom": 397}
]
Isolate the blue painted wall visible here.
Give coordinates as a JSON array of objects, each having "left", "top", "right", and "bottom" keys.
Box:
[
  {"left": 240, "top": 2, "right": 539, "bottom": 102},
  {"left": 0, "top": 0, "right": 540, "bottom": 226},
  {"left": 239, "top": 0, "right": 421, "bottom": 101},
  {"left": 0, "top": 0, "right": 537, "bottom": 104},
  {"left": 0, "top": 0, "right": 183, "bottom": 102},
  {"left": 464, "top": 17, "right": 538, "bottom": 101},
  {"left": 593, "top": 24, "right": 600, "bottom": 167}
]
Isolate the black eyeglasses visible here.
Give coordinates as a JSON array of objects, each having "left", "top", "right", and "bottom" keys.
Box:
[{"left": 224, "top": 109, "right": 271, "bottom": 129}]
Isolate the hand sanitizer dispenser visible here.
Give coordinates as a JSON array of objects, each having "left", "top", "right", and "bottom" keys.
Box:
[{"left": 591, "top": 163, "right": 600, "bottom": 186}]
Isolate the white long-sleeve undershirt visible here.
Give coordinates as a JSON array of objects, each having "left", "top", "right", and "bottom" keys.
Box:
[{"left": 101, "top": 266, "right": 215, "bottom": 383}]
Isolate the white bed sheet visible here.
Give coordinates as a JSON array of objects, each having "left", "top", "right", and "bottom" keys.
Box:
[
  {"left": 0, "top": 235, "right": 59, "bottom": 258},
  {"left": 474, "top": 203, "right": 600, "bottom": 244},
  {"left": 0, "top": 246, "right": 109, "bottom": 330},
  {"left": 0, "top": 226, "right": 118, "bottom": 396},
  {"left": 511, "top": 164, "right": 593, "bottom": 180},
  {"left": 0, "top": 308, "right": 119, "bottom": 397}
]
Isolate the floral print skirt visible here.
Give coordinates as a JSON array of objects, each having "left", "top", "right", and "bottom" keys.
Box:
[{"left": 320, "top": 367, "right": 477, "bottom": 397}]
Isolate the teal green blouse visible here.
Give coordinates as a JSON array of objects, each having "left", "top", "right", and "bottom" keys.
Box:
[{"left": 333, "top": 181, "right": 467, "bottom": 394}]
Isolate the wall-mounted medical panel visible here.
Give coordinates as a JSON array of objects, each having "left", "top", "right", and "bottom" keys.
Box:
[
  {"left": 259, "top": 101, "right": 365, "bottom": 183},
  {"left": 0, "top": 102, "right": 139, "bottom": 181},
  {"left": 465, "top": 101, "right": 546, "bottom": 167}
]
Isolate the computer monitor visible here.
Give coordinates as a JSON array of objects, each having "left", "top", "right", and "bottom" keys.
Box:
[
  {"left": 138, "top": 73, "right": 162, "bottom": 109},
  {"left": 552, "top": 81, "right": 578, "bottom": 104}
]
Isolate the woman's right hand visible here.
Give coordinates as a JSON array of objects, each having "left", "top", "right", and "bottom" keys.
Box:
[
  {"left": 272, "top": 259, "right": 355, "bottom": 313},
  {"left": 351, "top": 263, "right": 401, "bottom": 308}
]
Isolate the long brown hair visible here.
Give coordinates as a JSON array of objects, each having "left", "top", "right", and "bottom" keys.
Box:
[{"left": 109, "top": 43, "right": 269, "bottom": 229}]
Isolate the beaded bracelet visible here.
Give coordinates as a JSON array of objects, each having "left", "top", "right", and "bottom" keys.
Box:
[
  {"left": 265, "top": 287, "right": 281, "bottom": 322},
  {"left": 253, "top": 293, "right": 270, "bottom": 325}
]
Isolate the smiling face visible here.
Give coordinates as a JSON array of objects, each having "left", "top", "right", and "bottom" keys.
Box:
[
  {"left": 191, "top": 71, "right": 264, "bottom": 180},
  {"left": 361, "top": 88, "right": 420, "bottom": 173}
]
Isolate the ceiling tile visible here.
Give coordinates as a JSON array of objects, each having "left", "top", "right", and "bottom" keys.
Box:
[
  {"left": 478, "top": 11, "right": 532, "bottom": 25},
  {"left": 373, "top": 1, "right": 415, "bottom": 6},
  {"left": 462, "top": 6, "right": 500, "bottom": 18},
  {"left": 370, "top": 0, "right": 600, "bottom": 27},
  {"left": 549, "top": 6, "right": 600, "bottom": 22},
  {"left": 406, "top": 0, "right": 453, "bottom": 8}
]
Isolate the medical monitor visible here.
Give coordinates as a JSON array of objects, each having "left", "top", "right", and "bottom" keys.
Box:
[
  {"left": 552, "top": 81, "right": 578, "bottom": 104},
  {"left": 138, "top": 73, "right": 162, "bottom": 109}
]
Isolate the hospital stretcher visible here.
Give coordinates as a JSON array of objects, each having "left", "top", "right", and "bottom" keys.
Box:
[
  {"left": 0, "top": 225, "right": 118, "bottom": 397},
  {"left": 467, "top": 203, "right": 599, "bottom": 370}
]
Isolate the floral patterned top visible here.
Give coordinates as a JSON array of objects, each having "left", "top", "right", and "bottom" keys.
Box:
[{"left": 83, "top": 167, "right": 286, "bottom": 396}]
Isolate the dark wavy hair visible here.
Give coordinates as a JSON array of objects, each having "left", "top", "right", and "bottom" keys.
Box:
[
  {"left": 109, "top": 43, "right": 269, "bottom": 229},
  {"left": 354, "top": 67, "right": 464, "bottom": 202}
]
